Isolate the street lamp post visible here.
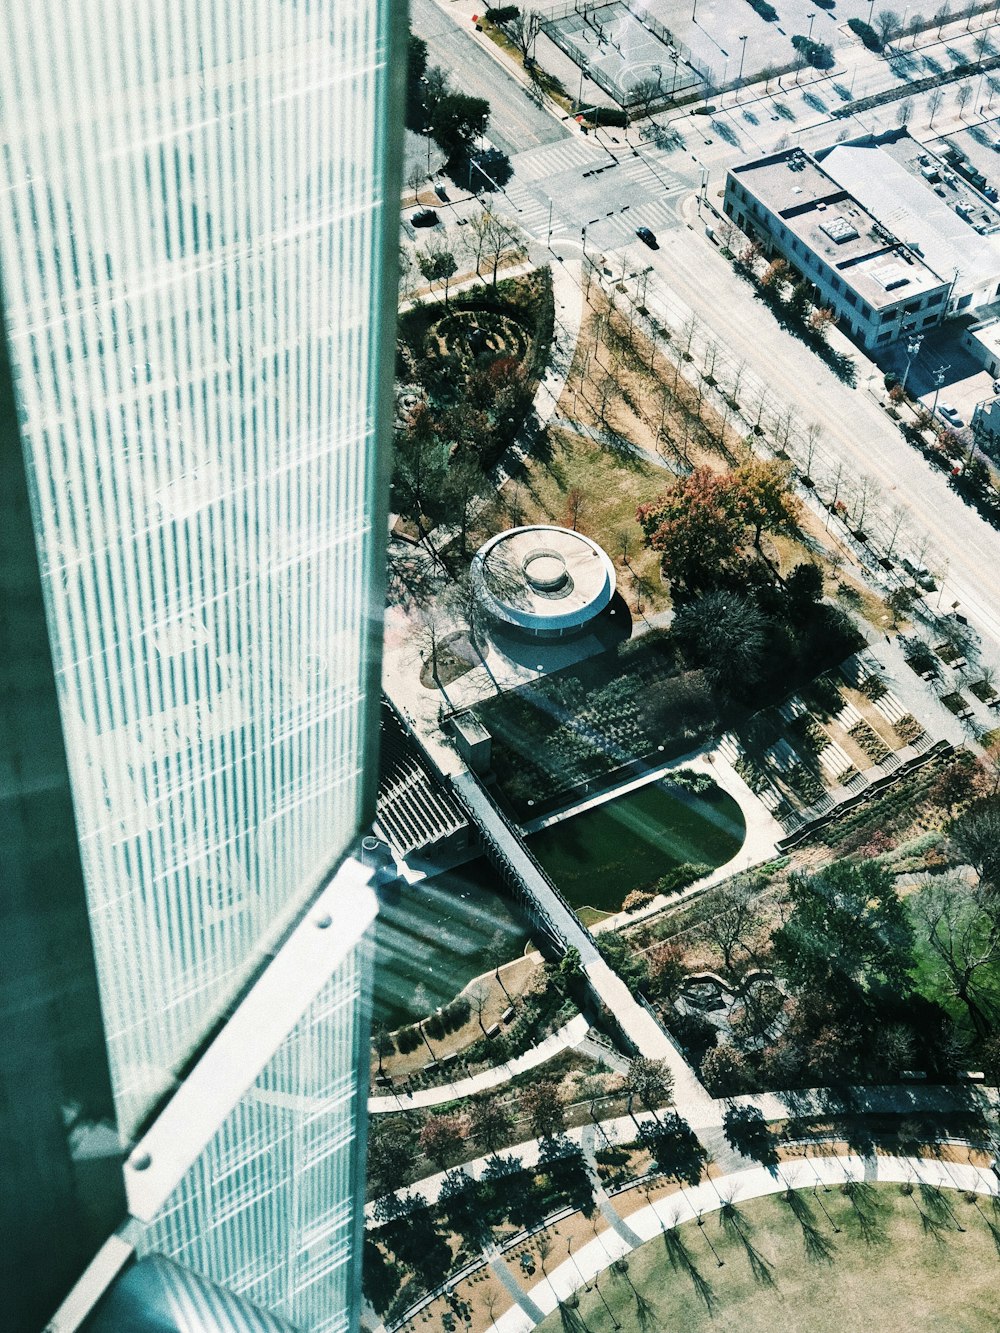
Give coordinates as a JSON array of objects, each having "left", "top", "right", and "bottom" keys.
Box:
[
  {"left": 806, "top": 11, "right": 816, "bottom": 42},
  {"left": 900, "top": 332, "right": 923, "bottom": 395},
  {"left": 738, "top": 34, "right": 748, "bottom": 94},
  {"left": 931, "top": 364, "right": 949, "bottom": 419},
  {"left": 671, "top": 49, "right": 681, "bottom": 99}
]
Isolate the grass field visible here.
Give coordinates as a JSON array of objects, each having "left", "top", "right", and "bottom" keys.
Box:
[
  {"left": 506, "top": 424, "right": 671, "bottom": 616},
  {"left": 536, "top": 1184, "right": 1000, "bottom": 1333}
]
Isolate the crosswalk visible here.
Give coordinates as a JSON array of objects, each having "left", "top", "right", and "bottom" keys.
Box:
[
  {"left": 488, "top": 129, "right": 693, "bottom": 250},
  {"left": 512, "top": 136, "right": 605, "bottom": 182}
]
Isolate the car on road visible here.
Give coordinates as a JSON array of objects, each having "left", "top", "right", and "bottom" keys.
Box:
[
  {"left": 635, "top": 226, "right": 658, "bottom": 249},
  {"left": 937, "top": 402, "right": 964, "bottom": 427},
  {"left": 411, "top": 208, "right": 439, "bottom": 228},
  {"left": 901, "top": 553, "right": 934, "bottom": 590}
]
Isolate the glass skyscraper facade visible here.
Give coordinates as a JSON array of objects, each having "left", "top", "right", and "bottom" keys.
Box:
[{"left": 0, "top": 1, "right": 402, "bottom": 1327}]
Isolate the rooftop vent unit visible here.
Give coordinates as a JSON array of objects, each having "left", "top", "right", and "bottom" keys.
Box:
[
  {"left": 819, "top": 214, "right": 859, "bottom": 243},
  {"left": 872, "top": 261, "right": 911, "bottom": 291}
]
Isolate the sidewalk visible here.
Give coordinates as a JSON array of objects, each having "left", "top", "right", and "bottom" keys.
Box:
[
  {"left": 366, "top": 1080, "right": 999, "bottom": 1224},
  {"left": 367, "top": 1013, "right": 590, "bottom": 1114}
]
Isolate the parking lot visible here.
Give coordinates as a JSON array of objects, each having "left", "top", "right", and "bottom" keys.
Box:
[{"left": 552, "top": 0, "right": 1000, "bottom": 91}]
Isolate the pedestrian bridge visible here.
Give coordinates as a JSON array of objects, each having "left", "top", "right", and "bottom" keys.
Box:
[{"left": 451, "top": 769, "right": 715, "bottom": 1116}]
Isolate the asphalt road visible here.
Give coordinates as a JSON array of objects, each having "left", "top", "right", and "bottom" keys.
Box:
[{"left": 410, "top": 0, "right": 569, "bottom": 158}]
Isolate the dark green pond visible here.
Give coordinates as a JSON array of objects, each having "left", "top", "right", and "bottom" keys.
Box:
[
  {"left": 529, "top": 780, "right": 746, "bottom": 913},
  {"left": 372, "top": 859, "right": 531, "bottom": 1031}
]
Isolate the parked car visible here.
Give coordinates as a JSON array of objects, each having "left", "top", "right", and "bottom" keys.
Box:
[
  {"left": 901, "top": 553, "right": 934, "bottom": 590},
  {"left": 410, "top": 208, "right": 439, "bottom": 228},
  {"left": 937, "top": 402, "right": 964, "bottom": 427},
  {"left": 992, "top": 378, "right": 1000, "bottom": 395},
  {"left": 635, "top": 225, "right": 659, "bottom": 249}
]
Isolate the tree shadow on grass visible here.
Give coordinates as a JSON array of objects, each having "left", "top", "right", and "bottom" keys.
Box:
[
  {"left": 631, "top": 1287, "right": 659, "bottom": 1332},
  {"left": 781, "top": 1189, "right": 837, "bottom": 1264},
  {"left": 719, "top": 1198, "right": 777, "bottom": 1288},
  {"left": 840, "top": 1179, "right": 888, "bottom": 1249},
  {"left": 557, "top": 1301, "right": 594, "bottom": 1333},
  {"left": 558, "top": 1299, "right": 592, "bottom": 1333},
  {"left": 662, "top": 1227, "right": 717, "bottom": 1313}
]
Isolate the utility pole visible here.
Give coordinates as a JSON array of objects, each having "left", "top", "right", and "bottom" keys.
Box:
[
  {"left": 900, "top": 332, "right": 923, "bottom": 395},
  {"left": 930, "top": 363, "right": 949, "bottom": 419}
]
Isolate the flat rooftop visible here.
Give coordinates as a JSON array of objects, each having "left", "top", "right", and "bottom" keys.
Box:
[
  {"left": 819, "top": 131, "right": 1000, "bottom": 295},
  {"left": 731, "top": 149, "right": 945, "bottom": 311}
]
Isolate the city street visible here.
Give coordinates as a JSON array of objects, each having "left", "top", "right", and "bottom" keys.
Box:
[{"left": 411, "top": 0, "right": 1000, "bottom": 664}]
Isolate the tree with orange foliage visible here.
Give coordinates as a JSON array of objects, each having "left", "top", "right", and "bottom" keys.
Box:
[
  {"left": 635, "top": 466, "right": 747, "bottom": 590},
  {"left": 732, "top": 456, "right": 802, "bottom": 549}
]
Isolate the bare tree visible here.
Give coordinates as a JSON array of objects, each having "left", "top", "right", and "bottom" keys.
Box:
[
  {"left": 504, "top": 8, "right": 541, "bottom": 63},
  {"left": 468, "top": 981, "right": 490, "bottom": 1037},
  {"left": 927, "top": 86, "right": 944, "bottom": 128},
  {"left": 628, "top": 74, "right": 662, "bottom": 120},
  {"left": 910, "top": 879, "right": 1000, "bottom": 1036},
  {"left": 702, "top": 339, "right": 720, "bottom": 387},
  {"left": 701, "top": 874, "right": 763, "bottom": 973},
  {"left": 406, "top": 159, "right": 425, "bottom": 202},
  {"left": 956, "top": 82, "right": 973, "bottom": 118},
  {"left": 881, "top": 503, "right": 910, "bottom": 563},
  {"left": 848, "top": 473, "right": 878, "bottom": 532},
  {"left": 875, "top": 9, "right": 902, "bottom": 48},
  {"left": 727, "top": 357, "right": 747, "bottom": 408},
  {"left": 934, "top": 2, "right": 950, "bottom": 38},
  {"left": 467, "top": 207, "right": 526, "bottom": 286},
  {"left": 565, "top": 486, "right": 585, "bottom": 530},
  {"left": 800, "top": 420, "right": 822, "bottom": 479}
]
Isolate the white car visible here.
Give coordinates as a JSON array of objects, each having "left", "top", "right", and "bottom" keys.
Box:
[{"left": 937, "top": 403, "right": 964, "bottom": 427}]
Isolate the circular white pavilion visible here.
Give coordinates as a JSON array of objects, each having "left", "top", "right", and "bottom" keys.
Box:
[{"left": 471, "top": 525, "right": 616, "bottom": 639}]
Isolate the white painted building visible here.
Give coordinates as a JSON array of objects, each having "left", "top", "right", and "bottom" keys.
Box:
[{"left": 724, "top": 147, "right": 951, "bottom": 353}]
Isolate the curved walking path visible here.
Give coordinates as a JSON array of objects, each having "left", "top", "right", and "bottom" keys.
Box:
[
  {"left": 485, "top": 1150, "right": 1000, "bottom": 1332},
  {"left": 366, "top": 1081, "right": 999, "bottom": 1225},
  {"left": 367, "top": 1014, "right": 590, "bottom": 1113}
]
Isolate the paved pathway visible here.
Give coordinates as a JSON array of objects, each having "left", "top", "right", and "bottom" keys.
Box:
[
  {"left": 486, "top": 1150, "right": 1000, "bottom": 1332},
  {"left": 452, "top": 769, "right": 719, "bottom": 1122},
  {"left": 367, "top": 1014, "right": 590, "bottom": 1113},
  {"left": 366, "top": 1081, "right": 999, "bottom": 1224}
]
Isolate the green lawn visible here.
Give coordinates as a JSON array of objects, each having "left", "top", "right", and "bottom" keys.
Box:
[
  {"left": 529, "top": 780, "right": 745, "bottom": 913},
  {"left": 537, "top": 1184, "right": 1000, "bottom": 1333}
]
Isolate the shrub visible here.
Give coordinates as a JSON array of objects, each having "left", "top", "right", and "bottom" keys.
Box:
[
  {"left": 746, "top": 0, "right": 778, "bottom": 19},
  {"left": 484, "top": 4, "right": 520, "bottom": 20},
  {"left": 668, "top": 767, "right": 716, "bottom": 794},
  {"left": 623, "top": 890, "right": 655, "bottom": 912},
  {"left": 396, "top": 1025, "right": 423, "bottom": 1055},
  {"left": 848, "top": 17, "right": 882, "bottom": 50},
  {"left": 792, "top": 35, "right": 834, "bottom": 68},
  {"left": 849, "top": 719, "right": 891, "bottom": 763},
  {"left": 589, "top": 105, "right": 629, "bottom": 127},
  {"left": 655, "top": 862, "right": 711, "bottom": 895},
  {"left": 894, "top": 714, "right": 924, "bottom": 745},
  {"left": 860, "top": 673, "right": 888, "bottom": 701}
]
